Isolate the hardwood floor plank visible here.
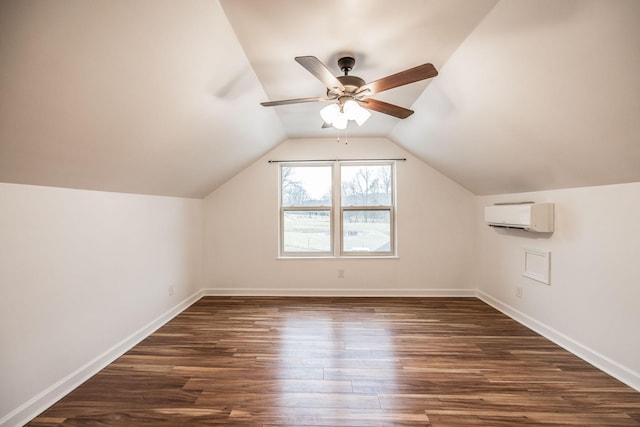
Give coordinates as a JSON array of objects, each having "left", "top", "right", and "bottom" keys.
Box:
[
  {"left": 183, "top": 378, "right": 354, "bottom": 393},
  {"left": 195, "top": 391, "right": 381, "bottom": 410},
  {"left": 27, "top": 297, "right": 640, "bottom": 426}
]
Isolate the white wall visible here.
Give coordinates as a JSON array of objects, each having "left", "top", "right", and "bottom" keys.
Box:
[
  {"left": 0, "top": 183, "right": 203, "bottom": 425},
  {"left": 203, "top": 138, "right": 477, "bottom": 295},
  {"left": 4, "top": 149, "right": 638, "bottom": 425},
  {"left": 476, "top": 182, "right": 640, "bottom": 389}
]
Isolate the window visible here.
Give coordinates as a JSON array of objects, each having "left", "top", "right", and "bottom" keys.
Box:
[
  {"left": 280, "top": 164, "right": 333, "bottom": 255},
  {"left": 340, "top": 164, "right": 393, "bottom": 255},
  {"left": 279, "top": 161, "right": 395, "bottom": 257}
]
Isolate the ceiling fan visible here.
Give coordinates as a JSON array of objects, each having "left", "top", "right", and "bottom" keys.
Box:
[{"left": 261, "top": 55, "right": 438, "bottom": 129}]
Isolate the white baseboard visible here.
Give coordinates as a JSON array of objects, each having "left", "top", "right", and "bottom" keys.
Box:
[
  {"left": 1, "top": 290, "right": 204, "bottom": 427},
  {"left": 477, "top": 290, "right": 640, "bottom": 392},
  {"left": 202, "top": 287, "right": 477, "bottom": 297}
]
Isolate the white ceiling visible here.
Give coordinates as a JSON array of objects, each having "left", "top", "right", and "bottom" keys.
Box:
[{"left": 1, "top": 0, "right": 639, "bottom": 197}]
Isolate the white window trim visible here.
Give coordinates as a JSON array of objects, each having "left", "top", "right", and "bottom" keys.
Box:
[
  {"left": 278, "top": 160, "right": 396, "bottom": 258},
  {"left": 280, "top": 206, "right": 334, "bottom": 257},
  {"left": 279, "top": 162, "right": 334, "bottom": 257},
  {"left": 339, "top": 160, "right": 396, "bottom": 257},
  {"left": 340, "top": 206, "right": 394, "bottom": 257}
]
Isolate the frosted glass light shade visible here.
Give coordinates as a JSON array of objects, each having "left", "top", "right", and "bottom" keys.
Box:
[
  {"left": 344, "top": 100, "right": 371, "bottom": 126},
  {"left": 321, "top": 100, "right": 371, "bottom": 129},
  {"left": 320, "top": 103, "right": 340, "bottom": 124},
  {"left": 332, "top": 112, "right": 348, "bottom": 129},
  {"left": 343, "top": 100, "right": 360, "bottom": 119}
]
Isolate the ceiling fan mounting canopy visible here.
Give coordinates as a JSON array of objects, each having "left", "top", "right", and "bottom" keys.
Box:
[
  {"left": 260, "top": 54, "right": 438, "bottom": 124},
  {"left": 338, "top": 56, "right": 355, "bottom": 74}
]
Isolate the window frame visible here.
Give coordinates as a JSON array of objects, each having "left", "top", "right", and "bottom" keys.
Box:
[
  {"left": 278, "top": 160, "right": 396, "bottom": 258},
  {"left": 279, "top": 163, "right": 334, "bottom": 257},
  {"left": 340, "top": 206, "right": 394, "bottom": 257},
  {"left": 339, "top": 161, "right": 395, "bottom": 257}
]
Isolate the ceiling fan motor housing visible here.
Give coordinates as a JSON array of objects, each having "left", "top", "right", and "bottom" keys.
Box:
[
  {"left": 328, "top": 75, "right": 366, "bottom": 99},
  {"left": 325, "top": 57, "right": 365, "bottom": 102}
]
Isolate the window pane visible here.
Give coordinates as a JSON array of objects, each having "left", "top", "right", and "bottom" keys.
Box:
[
  {"left": 283, "top": 210, "right": 331, "bottom": 252},
  {"left": 341, "top": 164, "right": 392, "bottom": 206},
  {"left": 343, "top": 210, "right": 391, "bottom": 253},
  {"left": 282, "top": 166, "right": 332, "bottom": 207}
]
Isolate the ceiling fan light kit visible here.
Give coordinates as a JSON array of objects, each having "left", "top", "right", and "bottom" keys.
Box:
[
  {"left": 261, "top": 55, "right": 438, "bottom": 129},
  {"left": 320, "top": 99, "right": 371, "bottom": 129}
]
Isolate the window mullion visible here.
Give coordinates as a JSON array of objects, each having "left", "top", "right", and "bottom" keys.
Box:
[{"left": 333, "top": 162, "right": 341, "bottom": 256}]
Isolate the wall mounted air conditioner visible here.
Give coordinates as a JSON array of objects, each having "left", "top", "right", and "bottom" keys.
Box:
[{"left": 485, "top": 202, "right": 554, "bottom": 232}]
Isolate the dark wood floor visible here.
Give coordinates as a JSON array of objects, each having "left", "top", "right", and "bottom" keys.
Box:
[{"left": 29, "top": 297, "right": 640, "bottom": 426}]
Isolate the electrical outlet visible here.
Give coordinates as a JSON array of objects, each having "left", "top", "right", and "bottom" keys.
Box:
[
  {"left": 516, "top": 286, "right": 523, "bottom": 298},
  {"left": 338, "top": 269, "right": 345, "bottom": 279},
  {"left": 169, "top": 285, "right": 174, "bottom": 296}
]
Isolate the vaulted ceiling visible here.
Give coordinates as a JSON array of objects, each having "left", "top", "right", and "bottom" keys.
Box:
[{"left": 1, "top": 0, "right": 639, "bottom": 198}]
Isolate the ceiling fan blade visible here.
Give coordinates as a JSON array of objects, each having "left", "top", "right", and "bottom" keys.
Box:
[
  {"left": 358, "top": 63, "right": 438, "bottom": 95},
  {"left": 261, "top": 96, "right": 331, "bottom": 107},
  {"left": 295, "top": 56, "right": 345, "bottom": 96},
  {"left": 358, "top": 98, "right": 414, "bottom": 119},
  {"left": 321, "top": 121, "right": 332, "bottom": 128}
]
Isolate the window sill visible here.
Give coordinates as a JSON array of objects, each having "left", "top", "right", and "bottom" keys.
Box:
[{"left": 277, "top": 256, "right": 399, "bottom": 260}]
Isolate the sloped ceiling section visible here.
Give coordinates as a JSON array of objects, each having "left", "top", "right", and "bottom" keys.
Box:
[
  {"left": 0, "top": 1, "right": 638, "bottom": 198},
  {"left": 392, "top": 0, "right": 640, "bottom": 195},
  {"left": 0, "top": 1, "right": 285, "bottom": 198}
]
